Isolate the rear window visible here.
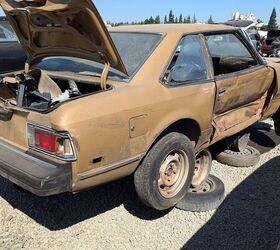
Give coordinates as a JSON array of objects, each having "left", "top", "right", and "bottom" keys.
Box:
[{"left": 110, "top": 32, "right": 162, "bottom": 76}]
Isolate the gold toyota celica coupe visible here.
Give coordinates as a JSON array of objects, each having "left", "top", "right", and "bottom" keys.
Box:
[{"left": 0, "top": 0, "right": 279, "bottom": 210}]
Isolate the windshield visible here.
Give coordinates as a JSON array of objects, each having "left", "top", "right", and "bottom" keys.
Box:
[{"left": 32, "top": 32, "right": 162, "bottom": 79}]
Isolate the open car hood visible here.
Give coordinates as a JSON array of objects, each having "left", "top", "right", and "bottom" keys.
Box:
[{"left": 0, "top": 0, "right": 127, "bottom": 75}]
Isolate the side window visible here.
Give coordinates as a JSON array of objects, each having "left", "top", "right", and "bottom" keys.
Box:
[
  {"left": 0, "top": 26, "right": 6, "bottom": 40},
  {"left": 205, "top": 33, "right": 258, "bottom": 76},
  {"left": 164, "top": 35, "right": 208, "bottom": 84}
]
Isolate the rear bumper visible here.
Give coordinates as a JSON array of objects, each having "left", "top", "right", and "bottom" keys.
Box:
[{"left": 0, "top": 141, "right": 72, "bottom": 196}]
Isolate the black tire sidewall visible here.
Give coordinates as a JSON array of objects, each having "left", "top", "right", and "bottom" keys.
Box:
[
  {"left": 176, "top": 175, "right": 225, "bottom": 212},
  {"left": 216, "top": 146, "right": 260, "bottom": 167}
]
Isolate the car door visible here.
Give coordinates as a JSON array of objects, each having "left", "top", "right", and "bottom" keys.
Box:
[{"left": 205, "top": 31, "right": 274, "bottom": 140}]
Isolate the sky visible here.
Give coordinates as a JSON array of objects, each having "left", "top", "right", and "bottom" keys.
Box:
[
  {"left": 93, "top": 0, "right": 279, "bottom": 23},
  {"left": 0, "top": 1, "right": 279, "bottom": 24}
]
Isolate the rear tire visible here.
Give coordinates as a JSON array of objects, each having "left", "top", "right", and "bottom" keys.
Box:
[{"left": 134, "top": 132, "right": 195, "bottom": 210}]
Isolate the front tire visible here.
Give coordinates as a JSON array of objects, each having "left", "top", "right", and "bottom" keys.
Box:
[{"left": 134, "top": 132, "right": 195, "bottom": 210}]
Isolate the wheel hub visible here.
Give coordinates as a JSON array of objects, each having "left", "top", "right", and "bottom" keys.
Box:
[
  {"left": 192, "top": 150, "right": 212, "bottom": 187},
  {"left": 190, "top": 178, "right": 213, "bottom": 194},
  {"left": 158, "top": 150, "right": 189, "bottom": 199}
]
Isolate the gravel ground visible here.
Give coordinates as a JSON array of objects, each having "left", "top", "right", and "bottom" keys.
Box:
[{"left": 0, "top": 120, "right": 279, "bottom": 250}]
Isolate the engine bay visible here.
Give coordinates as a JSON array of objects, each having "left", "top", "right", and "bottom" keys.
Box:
[{"left": 0, "top": 69, "right": 107, "bottom": 112}]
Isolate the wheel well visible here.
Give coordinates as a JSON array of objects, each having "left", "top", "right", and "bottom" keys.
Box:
[
  {"left": 154, "top": 119, "right": 201, "bottom": 147},
  {"left": 136, "top": 119, "right": 201, "bottom": 172}
]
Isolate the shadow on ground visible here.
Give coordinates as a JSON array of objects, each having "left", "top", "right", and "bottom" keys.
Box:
[
  {"left": 0, "top": 175, "right": 168, "bottom": 230},
  {"left": 183, "top": 156, "right": 280, "bottom": 250},
  {"left": 249, "top": 121, "right": 280, "bottom": 154}
]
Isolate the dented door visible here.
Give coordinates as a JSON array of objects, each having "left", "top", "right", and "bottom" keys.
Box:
[
  {"left": 213, "top": 67, "right": 274, "bottom": 138},
  {"left": 204, "top": 32, "right": 274, "bottom": 140}
]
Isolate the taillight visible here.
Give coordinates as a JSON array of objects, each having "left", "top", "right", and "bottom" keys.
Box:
[{"left": 27, "top": 123, "right": 76, "bottom": 161}]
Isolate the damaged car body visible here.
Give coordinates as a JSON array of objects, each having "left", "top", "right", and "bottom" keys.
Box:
[{"left": 1, "top": 0, "right": 280, "bottom": 210}]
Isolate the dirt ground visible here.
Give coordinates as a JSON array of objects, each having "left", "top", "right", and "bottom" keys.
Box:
[{"left": 0, "top": 120, "right": 279, "bottom": 250}]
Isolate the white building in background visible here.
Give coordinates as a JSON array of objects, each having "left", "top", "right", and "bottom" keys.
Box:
[{"left": 232, "top": 12, "right": 256, "bottom": 21}]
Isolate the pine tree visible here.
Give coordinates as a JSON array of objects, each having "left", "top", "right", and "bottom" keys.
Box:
[
  {"left": 164, "top": 15, "right": 168, "bottom": 24},
  {"left": 144, "top": 18, "right": 149, "bottom": 24},
  {"left": 175, "top": 17, "right": 178, "bottom": 23},
  {"left": 268, "top": 8, "right": 278, "bottom": 30},
  {"left": 179, "top": 14, "right": 183, "bottom": 23},
  {"left": 155, "top": 15, "right": 161, "bottom": 24},
  {"left": 185, "top": 15, "right": 191, "bottom": 23},
  {"left": 149, "top": 16, "right": 155, "bottom": 24},
  {"left": 192, "top": 14, "right": 197, "bottom": 24},
  {"left": 169, "top": 10, "right": 175, "bottom": 23},
  {"left": 208, "top": 15, "right": 214, "bottom": 24}
]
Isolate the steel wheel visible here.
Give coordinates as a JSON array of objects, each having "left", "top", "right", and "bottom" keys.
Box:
[
  {"left": 192, "top": 149, "right": 212, "bottom": 187},
  {"left": 189, "top": 178, "right": 213, "bottom": 194},
  {"left": 134, "top": 132, "right": 195, "bottom": 210},
  {"left": 176, "top": 175, "right": 225, "bottom": 212},
  {"left": 158, "top": 149, "right": 189, "bottom": 199},
  {"left": 215, "top": 145, "right": 260, "bottom": 167}
]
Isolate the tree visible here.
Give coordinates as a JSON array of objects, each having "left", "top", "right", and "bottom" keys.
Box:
[
  {"left": 192, "top": 14, "right": 197, "bottom": 24},
  {"left": 268, "top": 8, "right": 278, "bottom": 30},
  {"left": 184, "top": 15, "right": 191, "bottom": 23},
  {"left": 175, "top": 17, "right": 178, "bottom": 23},
  {"left": 164, "top": 15, "right": 168, "bottom": 24},
  {"left": 179, "top": 14, "right": 183, "bottom": 23},
  {"left": 149, "top": 16, "right": 155, "bottom": 24},
  {"left": 144, "top": 16, "right": 155, "bottom": 24},
  {"left": 155, "top": 15, "right": 161, "bottom": 24},
  {"left": 169, "top": 10, "right": 175, "bottom": 23},
  {"left": 208, "top": 15, "right": 214, "bottom": 24}
]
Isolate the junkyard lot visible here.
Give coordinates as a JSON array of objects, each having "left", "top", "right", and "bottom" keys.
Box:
[{"left": 0, "top": 120, "right": 279, "bottom": 250}]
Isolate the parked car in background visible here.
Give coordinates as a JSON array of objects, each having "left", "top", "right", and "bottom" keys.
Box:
[
  {"left": 225, "top": 20, "right": 261, "bottom": 50},
  {"left": 0, "top": 17, "right": 26, "bottom": 73},
  {"left": 260, "top": 30, "right": 280, "bottom": 57},
  {"left": 1, "top": 0, "right": 280, "bottom": 211}
]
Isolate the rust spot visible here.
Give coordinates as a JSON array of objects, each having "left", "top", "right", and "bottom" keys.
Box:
[{"left": 245, "top": 110, "right": 257, "bottom": 117}]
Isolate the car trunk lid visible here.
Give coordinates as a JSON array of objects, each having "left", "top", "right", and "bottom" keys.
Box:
[{"left": 0, "top": 0, "right": 128, "bottom": 75}]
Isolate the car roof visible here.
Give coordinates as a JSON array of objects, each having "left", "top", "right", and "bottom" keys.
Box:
[{"left": 108, "top": 24, "right": 236, "bottom": 34}]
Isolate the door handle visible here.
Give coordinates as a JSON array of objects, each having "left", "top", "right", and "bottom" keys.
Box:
[{"left": 218, "top": 86, "right": 228, "bottom": 95}]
